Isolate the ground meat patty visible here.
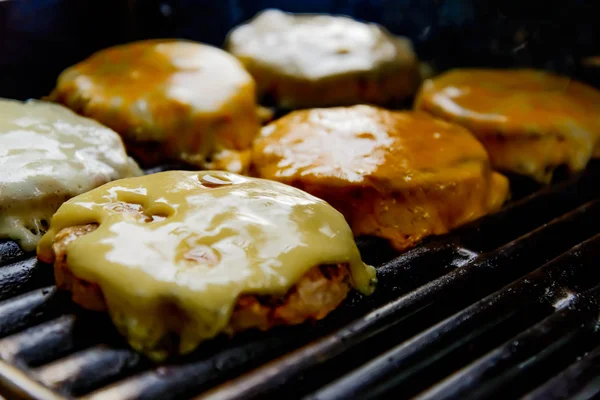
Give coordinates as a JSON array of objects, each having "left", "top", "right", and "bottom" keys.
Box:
[
  {"left": 47, "top": 224, "right": 351, "bottom": 338},
  {"left": 49, "top": 40, "right": 260, "bottom": 174},
  {"left": 252, "top": 105, "right": 509, "bottom": 252},
  {"left": 225, "top": 9, "right": 421, "bottom": 109},
  {"left": 414, "top": 68, "right": 600, "bottom": 183}
]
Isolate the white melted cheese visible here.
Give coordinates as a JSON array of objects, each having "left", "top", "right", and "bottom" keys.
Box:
[
  {"left": 0, "top": 98, "right": 141, "bottom": 250},
  {"left": 226, "top": 9, "right": 417, "bottom": 81}
]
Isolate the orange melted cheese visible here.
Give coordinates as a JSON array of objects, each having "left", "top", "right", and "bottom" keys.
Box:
[
  {"left": 415, "top": 69, "right": 600, "bottom": 182},
  {"left": 50, "top": 40, "right": 260, "bottom": 173},
  {"left": 253, "top": 105, "right": 509, "bottom": 251}
]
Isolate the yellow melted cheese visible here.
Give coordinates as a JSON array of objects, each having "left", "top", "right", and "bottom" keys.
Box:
[
  {"left": 0, "top": 98, "right": 140, "bottom": 250},
  {"left": 38, "top": 171, "right": 376, "bottom": 359}
]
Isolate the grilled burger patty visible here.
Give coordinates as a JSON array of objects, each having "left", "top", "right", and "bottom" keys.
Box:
[
  {"left": 226, "top": 9, "right": 421, "bottom": 109},
  {"left": 47, "top": 223, "right": 351, "bottom": 335},
  {"left": 0, "top": 98, "right": 140, "bottom": 251},
  {"left": 49, "top": 40, "right": 260, "bottom": 173},
  {"left": 37, "top": 171, "right": 375, "bottom": 360},
  {"left": 415, "top": 68, "right": 600, "bottom": 183},
  {"left": 252, "top": 105, "right": 509, "bottom": 252}
]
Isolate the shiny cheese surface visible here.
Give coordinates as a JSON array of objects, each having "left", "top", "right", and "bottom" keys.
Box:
[
  {"left": 253, "top": 105, "right": 509, "bottom": 251},
  {"left": 226, "top": 9, "right": 419, "bottom": 108},
  {"left": 38, "top": 171, "right": 375, "bottom": 357},
  {"left": 50, "top": 40, "right": 260, "bottom": 172},
  {"left": 227, "top": 9, "right": 416, "bottom": 80},
  {"left": 415, "top": 69, "right": 600, "bottom": 181},
  {"left": 254, "top": 105, "right": 493, "bottom": 189},
  {"left": 0, "top": 98, "right": 140, "bottom": 250}
]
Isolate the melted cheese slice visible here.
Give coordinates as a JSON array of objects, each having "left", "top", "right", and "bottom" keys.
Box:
[
  {"left": 38, "top": 171, "right": 375, "bottom": 357},
  {"left": 50, "top": 40, "right": 260, "bottom": 172},
  {"left": 226, "top": 9, "right": 419, "bottom": 108},
  {"left": 415, "top": 69, "right": 600, "bottom": 181},
  {"left": 0, "top": 98, "right": 140, "bottom": 250},
  {"left": 227, "top": 9, "right": 416, "bottom": 80}
]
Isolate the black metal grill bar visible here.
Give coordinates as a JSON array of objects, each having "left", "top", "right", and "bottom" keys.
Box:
[
  {"left": 366, "top": 198, "right": 600, "bottom": 309},
  {"left": 0, "top": 287, "right": 63, "bottom": 338},
  {"left": 0, "top": 241, "right": 26, "bottom": 265},
  {"left": 414, "top": 285, "right": 600, "bottom": 400},
  {"left": 192, "top": 201, "right": 600, "bottom": 400},
  {"left": 0, "top": 258, "right": 53, "bottom": 302},
  {"left": 303, "top": 234, "right": 600, "bottom": 400},
  {"left": 81, "top": 331, "right": 312, "bottom": 400},
  {"left": 450, "top": 314, "right": 599, "bottom": 400},
  {"left": 35, "top": 346, "right": 144, "bottom": 397},
  {"left": 0, "top": 315, "right": 80, "bottom": 367},
  {"left": 447, "top": 166, "right": 599, "bottom": 252},
  {"left": 522, "top": 343, "right": 600, "bottom": 400},
  {"left": 0, "top": 361, "right": 63, "bottom": 400}
]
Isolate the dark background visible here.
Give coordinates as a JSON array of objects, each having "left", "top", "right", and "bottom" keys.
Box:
[{"left": 1, "top": 0, "right": 599, "bottom": 100}]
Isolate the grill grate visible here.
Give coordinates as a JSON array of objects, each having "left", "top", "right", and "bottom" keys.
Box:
[{"left": 0, "top": 163, "right": 599, "bottom": 400}]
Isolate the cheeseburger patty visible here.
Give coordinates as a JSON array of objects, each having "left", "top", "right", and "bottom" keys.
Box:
[
  {"left": 46, "top": 223, "right": 350, "bottom": 338},
  {"left": 226, "top": 9, "right": 420, "bottom": 109},
  {"left": 49, "top": 40, "right": 260, "bottom": 173},
  {"left": 252, "top": 105, "right": 509, "bottom": 252},
  {"left": 415, "top": 68, "right": 600, "bottom": 182},
  {"left": 36, "top": 171, "right": 375, "bottom": 359}
]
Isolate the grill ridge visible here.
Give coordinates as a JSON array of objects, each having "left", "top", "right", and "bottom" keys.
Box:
[
  {"left": 0, "top": 163, "right": 599, "bottom": 400},
  {"left": 303, "top": 235, "right": 600, "bottom": 400},
  {"left": 523, "top": 342, "right": 600, "bottom": 400}
]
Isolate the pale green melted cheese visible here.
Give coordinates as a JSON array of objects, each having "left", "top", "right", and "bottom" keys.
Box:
[{"left": 38, "top": 171, "right": 376, "bottom": 358}]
